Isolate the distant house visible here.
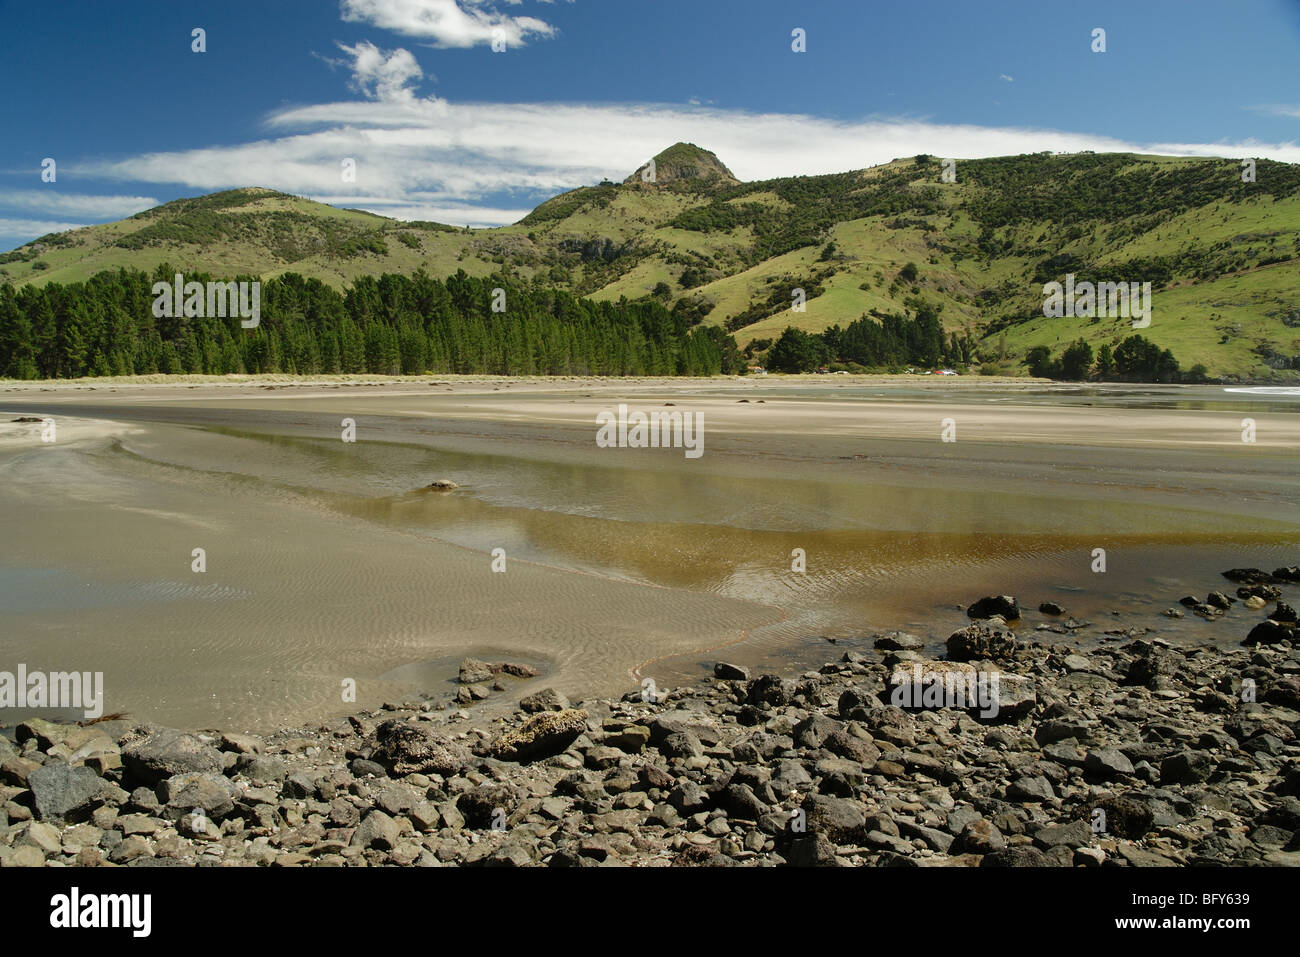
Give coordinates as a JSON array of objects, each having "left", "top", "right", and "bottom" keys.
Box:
[{"left": 747, "top": 366, "right": 767, "bottom": 375}]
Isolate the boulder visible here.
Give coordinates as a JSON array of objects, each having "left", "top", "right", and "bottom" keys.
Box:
[
  {"left": 946, "top": 622, "right": 1018, "bottom": 661},
  {"left": 713, "top": 662, "right": 749, "bottom": 681},
  {"left": 519, "top": 688, "right": 570, "bottom": 713},
  {"left": 966, "top": 595, "right": 1021, "bottom": 620},
  {"left": 27, "top": 762, "right": 104, "bottom": 823},
  {"left": 158, "top": 772, "right": 238, "bottom": 821},
  {"left": 351, "top": 810, "right": 400, "bottom": 850},
  {"left": 121, "top": 728, "right": 224, "bottom": 786},
  {"left": 369, "top": 720, "right": 471, "bottom": 777},
  {"left": 1244, "top": 620, "right": 1294, "bottom": 646},
  {"left": 486, "top": 709, "right": 588, "bottom": 763}
]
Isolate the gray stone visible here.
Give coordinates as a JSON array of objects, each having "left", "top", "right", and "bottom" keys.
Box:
[
  {"left": 713, "top": 662, "right": 749, "bottom": 681},
  {"left": 158, "top": 772, "right": 238, "bottom": 821},
  {"left": 1160, "top": 751, "right": 1214, "bottom": 785},
  {"left": 351, "top": 810, "right": 400, "bottom": 850},
  {"left": 1084, "top": 748, "right": 1136, "bottom": 780},
  {"left": 1007, "top": 775, "right": 1055, "bottom": 802},
  {"left": 121, "top": 728, "right": 224, "bottom": 786},
  {"left": 519, "top": 688, "right": 570, "bottom": 713},
  {"left": 27, "top": 762, "right": 104, "bottom": 823},
  {"left": 1032, "top": 819, "right": 1093, "bottom": 849},
  {"left": 966, "top": 595, "right": 1021, "bottom": 621}
]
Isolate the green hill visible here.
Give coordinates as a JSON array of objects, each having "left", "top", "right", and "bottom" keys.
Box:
[{"left": 4, "top": 144, "right": 1299, "bottom": 380}]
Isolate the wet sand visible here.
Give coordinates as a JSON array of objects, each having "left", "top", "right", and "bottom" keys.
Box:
[{"left": 1, "top": 375, "right": 1298, "bottom": 732}]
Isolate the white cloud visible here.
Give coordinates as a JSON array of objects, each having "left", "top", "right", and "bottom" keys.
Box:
[
  {"left": 1252, "top": 104, "right": 1300, "bottom": 119},
  {"left": 66, "top": 76, "right": 1300, "bottom": 227},
  {"left": 0, "top": 191, "right": 157, "bottom": 219},
  {"left": 336, "top": 41, "right": 425, "bottom": 102},
  {"left": 999, "top": 74, "right": 1014, "bottom": 83},
  {"left": 340, "top": 0, "right": 558, "bottom": 49},
  {"left": 312, "top": 195, "right": 529, "bottom": 226},
  {"left": 0, "top": 217, "right": 88, "bottom": 240},
  {"left": 1145, "top": 139, "right": 1300, "bottom": 163}
]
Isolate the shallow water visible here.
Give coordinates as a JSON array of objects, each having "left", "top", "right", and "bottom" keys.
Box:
[{"left": 1, "top": 380, "right": 1297, "bottom": 730}]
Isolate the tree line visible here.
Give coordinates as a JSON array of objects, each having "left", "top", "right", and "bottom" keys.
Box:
[
  {"left": 763, "top": 300, "right": 976, "bottom": 372},
  {"left": 0, "top": 267, "right": 743, "bottom": 379},
  {"left": 1025, "top": 335, "right": 1206, "bottom": 383}
]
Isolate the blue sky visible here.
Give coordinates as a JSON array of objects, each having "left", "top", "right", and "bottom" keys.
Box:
[{"left": 3, "top": 0, "right": 1299, "bottom": 249}]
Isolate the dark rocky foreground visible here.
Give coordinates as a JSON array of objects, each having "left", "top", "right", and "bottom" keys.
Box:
[{"left": 3, "top": 569, "right": 1300, "bottom": 868}]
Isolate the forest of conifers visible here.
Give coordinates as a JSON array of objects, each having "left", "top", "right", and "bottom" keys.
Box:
[{"left": 0, "top": 267, "right": 742, "bottom": 378}]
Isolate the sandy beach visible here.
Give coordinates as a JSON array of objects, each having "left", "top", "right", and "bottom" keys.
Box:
[{"left": 2, "top": 374, "right": 1298, "bottom": 732}]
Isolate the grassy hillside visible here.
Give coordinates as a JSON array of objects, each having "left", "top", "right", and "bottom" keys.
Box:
[{"left": 4, "top": 144, "right": 1299, "bottom": 380}]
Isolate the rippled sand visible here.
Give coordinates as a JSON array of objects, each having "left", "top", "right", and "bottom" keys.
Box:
[{"left": 1, "top": 375, "right": 1297, "bottom": 731}]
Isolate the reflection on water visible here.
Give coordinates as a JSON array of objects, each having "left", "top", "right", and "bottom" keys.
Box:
[
  {"left": 2, "top": 382, "right": 1299, "bottom": 729},
  {"left": 205, "top": 428, "right": 1300, "bottom": 653}
]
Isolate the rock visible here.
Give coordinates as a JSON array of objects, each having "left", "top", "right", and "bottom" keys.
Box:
[
  {"left": 660, "top": 731, "right": 703, "bottom": 759},
  {"left": 1160, "top": 751, "right": 1214, "bottom": 785},
  {"left": 793, "top": 713, "right": 842, "bottom": 749},
  {"left": 487, "top": 709, "right": 588, "bottom": 762},
  {"left": 458, "top": 658, "right": 494, "bottom": 684},
  {"left": 219, "top": 732, "right": 263, "bottom": 754},
  {"left": 370, "top": 719, "right": 471, "bottom": 776},
  {"left": 457, "top": 784, "right": 516, "bottom": 829},
  {"left": 1, "top": 755, "right": 37, "bottom": 787},
  {"left": 966, "top": 595, "right": 1020, "bottom": 620},
  {"left": 351, "top": 810, "right": 400, "bottom": 850},
  {"left": 746, "top": 675, "right": 796, "bottom": 707},
  {"left": 1075, "top": 846, "right": 1106, "bottom": 866},
  {"left": 786, "top": 834, "right": 840, "bottom": 867},
  {"left": 494, "top": 662, "right": 539, "bottom": 678},
  {"left": 873, "top": 632, "right": 924, "bottom": 651},
  {"left": 946, "top": 622, "right": 1018, "bottom": 661},
  {"left": 584, "top": 746, "right": 624, "bottom": 770},
  {"left": 1275, "top": 601, "right": 1298, "bottom": 623},
  {"left": 838, "top": 687, "right": 881, "bottom": 720},
  {"left": 1117, "top": 844, "right": 1174, "bottom": 867},
  {"left": 718, "top": 783, "right": 769, "bottom": 820},
  {"left": 1222, "top": 567, "right": 1272, "bottom": 584},
  {"left": 1206, "top": 592, "right": 1234, "bottom": 610},
  {"left": 22, "top": 821, "right": 62, "bottom": 854},
  {"left": 1032, "top": 820, "right": 1092, "bottom": 850},
  {"left": 1084, "top": 748, "right": 1136, "bottom": 780},
  {"left": 1244, "top": 620, "right": 1294, "bottom": 646},
  {"left": 1124, "top": 644, "right": 1183, "bottom": 687},
  {"left": 1006, "top": 775, "right": 1055, "bottom": 803},
  {"left": 5, "top": 845, "right": 46, "bottom": 867},
  {"left": 348, "top": 758, "right": 386, "bottom": 779},
  {"left": 801, "top": 794, "right": 867, "bottom": 845},
  {"left": 158, "top": 772, "right": 238, "bottom": 821},
  {"left": 955, "top": 819, "right": 1005, "bottom": 854},
  {"left": 1038, "top": 602, "right": 1066, "bottom": 616},
  {"left": 979, "top": 847, "right": 1055, "bottom": 867},
  {"left": 823, "top": 731, "right": 879, "bottom": 767},
  {"left": 426, "top": 479, "right": 459, "bottom": 490},
  {"left": 27, "top": 762, "right": 104, "bottom": 823},
  {"left": 108, "top": 835, "right": 154, "bottom": 864},
  {"left": 241, "top": 755, "right": 288, "bottom": 784},
  {"left": 121, "top": 728, "right": 224, "bottom": 786},
  {"left": 601, "top": 725, "right": 650, "bottom": 753},
  {"left": 713, "top": 662, "right": 749, "bottom": 681},
  {"left": 519, "top": 688, "right": 570, "bottom": 713}
]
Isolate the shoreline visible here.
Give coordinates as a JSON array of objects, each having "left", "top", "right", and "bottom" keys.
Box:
[{"left": 3, "top": 570, "right": 1298, "bottom": 868}]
